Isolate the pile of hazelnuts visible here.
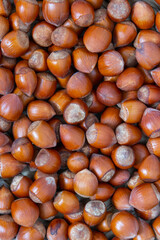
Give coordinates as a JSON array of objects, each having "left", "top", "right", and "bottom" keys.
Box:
[{"left": 0, "top": 0, "right": 160, "bottom": 239}]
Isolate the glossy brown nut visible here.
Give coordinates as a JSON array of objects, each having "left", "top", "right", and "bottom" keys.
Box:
[
  {"left": 113, "top": 21, "right": 137, "bottom": 47},
  {"left": 74, "top": 169, "right": 98, "bottom": 198},
  {"left": 111, "top": 145, "right": 135, "bottom": 169},
  {"left": 81, "top": 142, "right": 98, "bottom": 157},
  {"left": 1, "top": 30, "right": 29, "bottom": 58},
  {"left": 16, "top": 0, "right": 39, "bottom": 24},
  {"left": 85, "top": 91, "right": 105, "bottom": 113},
  {"left": 138, "top": 155, "right": 160, "bottom": 182},
  {"left": 38, "top": 1, "right": 44, "bottom": 20},
  {"left": 154, "top": 180, "right": 160, "bottom": 193},
  {"left": 10, "top": 175, "right": 33, "bottom": 198},
  {"left": 136, "top": 42, "right": 160, "bottom": 70},
  {"left": 100, "top": 144, "right": 118, "bottom": 157},
  {"left": 27, "top": 100, "right": 55, "bottom": 121},
  {"left": 0, "top": 132, "right": 10, "bottom": 148},
  {"left": 134, "top": 30, "right": 160, "bottom": 49},
  {"left": 11, "top": 198, "right": 39, "bottom": 227},
  {"left": 0, "top": 94, "right": 23, "bottom": 122},
  {"left": 47, "top": 218, "right": 68, "bottom": 240},
  {"left": 101, "top": 107, "right": 122, "bottom": 130},
  {"left": 140, "top": 108, "right": 160, "bottom": 138},
  {"left": 104, "top": 75, "right": 118, "bottom": 83},
  {"left": 15, "top": 67, "right": 37, "bottom": 97},
  {"left": 120, "top": 91, "right": 137, "bottom": 107},
  {"left": 39, "top": 201, "right": 58, "bottom": 220},
  {"left": 0, "top": 186, "right": 14, "bottom": 214},
  {"left": 83, "top": 25, "right": 112, "bottom": 53},
  {"left": 97, "top": 212, "right": 112, "bottom": 233},
  {"left": 56, "top": 147, "right": 71, "bottom": 169},
  {"left": 90, "top": 153, "right": 115, "bottom": 182},
  {"left": 0, "top": 153, "right": 26, "bottom": 178},
  {"left": 98, "top": 50, "right": 124, "bottom": 76},
  {"left": 94, "top": 8, "right": 114, "bottom": 31},
  {"left": 9, "top": 12, "right": 30, "bottom": 33},
  {"left": 12, "top": 116, "right": 31, "bottom": 139},
  {"left": 13, "top": 87, "right": 35, "bottom": 109},
  {"left": 0, "top": 140, "right": 12, "bottom": 155},
  {"left": 28, "top": 49, "right": 48, "bottom": 72},
  {"left": 132, "top": 144, "right": 149, "bottom": 169},
  {"left": 83, "top": 200, "right": 106, "bottom": 226},
  {"left": 116, "top": 123, "right": 142, "bottom": 145},
  {"left": 21, "top": 41, "right": 40, "bottom": 60},
  {"left": 134, "top": 218, "right": 155, "bottom": 240},
  {"left": 87, "top": 66, "right": 102, "bottom": 87},
  {"left": 48, "top": 45, "right": 67, "bottom": 52},
  {"left": 86, "top": 122, "right": 117, "bottom": 149},
  {"left": 122, "top": 91, "right": 139, "bottom": 104},
  {"left": 131, "top": 1, "right": 155, "bottom": 29},
  {"left": 118, "top": 46, "right": 137, "bottom": 67},
  {"left": 32, "top": 21, "right": 55, "bottom": 47},
  {"left": 111, "top": 211, "right": 139, "bottom": 239},
  {"left": 72, "top": 47, "right": 98, "bottom": 73},
  {"left": 60, "top": 124, "right": 85, "bottom": 151},
  {"left": 51, "top": 26, "right": 78, "bottom": 48},
  {"left": 49, "top": 90, "right": 71, "bottom": 115},
  {"left": 27, "top": 120, "right": 57, "bottom": 148},
  {"left": 67, "top": 152, "right": 89, "bottom": 173},
  {"left": 34, "top": 170, "right": 58, "bottom": 183},
  {"left": 11, "top": 137, "right": 34, "bottom": 163},
  {"left": 63, "top": 98, "right": 88, "bottom": 125},
  {"left": 64, "top": 205, "right": 83, "bottom": 224},
  {"left": 127, "top": 172, "right": 144, "bottom": 190},
  {"left": 63, "top": 17, "right": 83, "bottom": 35},
  {"left": 0, "top": 16, "right": 9, "bottom": 40},
  {"left": 156, "top": 11, "right": 160, "bottom": 32},
  {"left": 67, "top": 72, "right": 92, "bottom": 98},
  {"left": 117, "top": 67, "right": 144, "bottom": 91},
  {"left": 109, "top": 169, "right": 130, "bottom": 186},
  {"left": 29, "top": 177, "right": 56, "bottom": 203},
  {"left": 147, "top": 137, "right": 160, "bottom": 157},
  {"left": 138, "top": 84, "right": 160, "bottom": 105},
  {"left": 153, "top": 216, "right": 160, "bottom": 240},
  {"left": 112, "top": 187, "right": 132, "bottom": 211},
  {"left": 0, "top": 117, "right": 11, "bottom": 132},
  {"left": 97, "top": 81, "right": 122, "bottom": 106},
  {"left": 14, "top": 60, "right": 29, "bottom": 74},
  {"left": 56, "top": 68, "right": 73, "bottom": 88},
  {"left": 16, "top": 221, "right": 46, "bottom": 240},
  {"left": 86, "top": 0, "right": 103, "bottom": 9},
  {"left": 71, "top": 0, "right": 94, "bottom": 27},
  {"left": 59, "top": 170, "right": 75, "bottom": 192},
  {"left": 68, "top": 222, "right": 92, "bottom": 240},
  {"left": 34, "top": 72, "right": 57, "bottom": 99},
  {"left": 120, "top": 99, "right": 146, "bottom": 124},
  {"left": 80, "top": 113, "right": 99, "bottom": 131},
  {"left": 129, "top": 183, "right": 160, "bottom": 211},
  {"left": 151, "top": 67, "right": 160, "bottom": 87},
  {"left": 0, "top": 215, "right": 18, "bottom": 240},
  {"left": 0, "top": 0, "right": 11, "bottom": 17},
  {"left": 107, "top": 0, "right": 131, "bottom": 22},
  {"left": 42, "top": 0, "right": 69, "bottom": 27},
  {"left": 136, "top": 204, "right": 160, "bottom": 222},
  {"left": 54, "top": 190, "right": 80, "bottom": 215},
  {"left": 137, "top": 204, "right": 160, "bottom": 221},
  {"left": 0, "top": 56, "right": 17, "bottom": 70},
  {"left": 48, "top": 118, "right": 61, "bottom": 143},
  {"left": 137, "top": 65, "right": 154, "bottom": 84},
  {"left": 47, "top": 51, "right": 71, "bottom": 78},
  {"left": 35, "top": 149, "right": 61, "bottom": 174}
]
